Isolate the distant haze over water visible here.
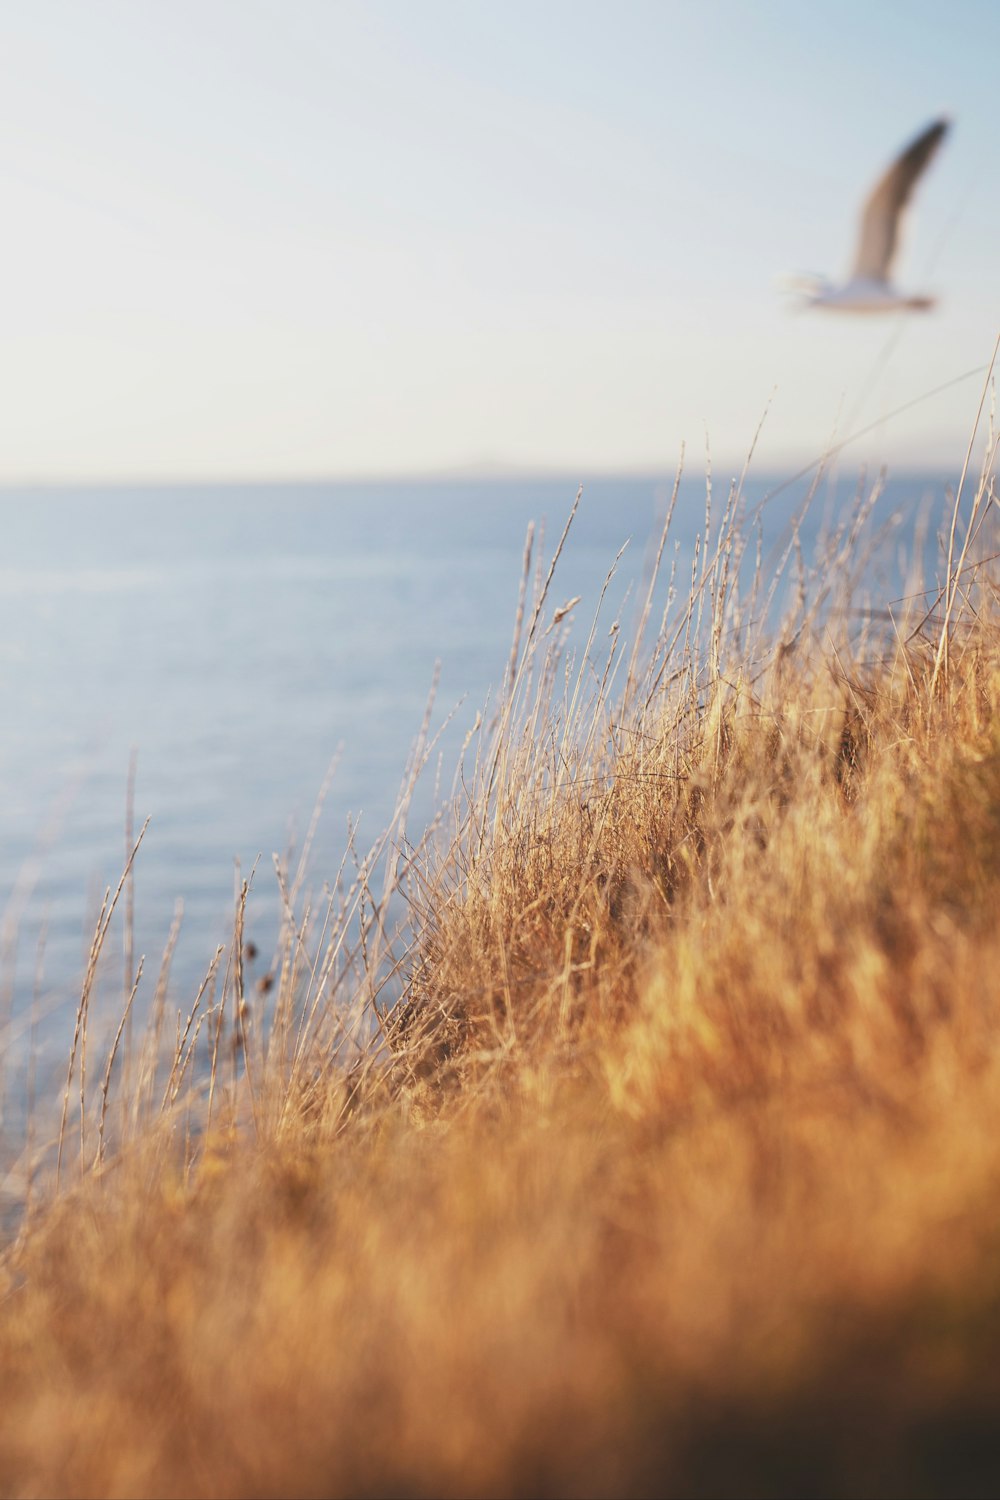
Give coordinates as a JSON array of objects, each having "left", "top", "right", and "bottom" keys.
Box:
[{"left": 0, "top": 471, "right": 964, "bottom": 1070}]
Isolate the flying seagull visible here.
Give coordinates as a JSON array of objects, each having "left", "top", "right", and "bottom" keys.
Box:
[{"left": 792, "top": 117, "right": 951, "bottom": 312}]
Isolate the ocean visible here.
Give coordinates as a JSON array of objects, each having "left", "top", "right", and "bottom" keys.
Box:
[{"left": 0, "top": 468, "right": 960, "bottom": 1088}]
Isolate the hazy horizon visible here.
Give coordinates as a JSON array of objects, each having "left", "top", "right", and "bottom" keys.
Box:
[{"left": 0, "top": 442, "right": 973, "bottom": 493}]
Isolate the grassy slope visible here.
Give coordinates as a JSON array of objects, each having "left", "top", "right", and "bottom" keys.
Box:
[{"left": 2, "top": 465, "right": 1000, "bottom": 1497}]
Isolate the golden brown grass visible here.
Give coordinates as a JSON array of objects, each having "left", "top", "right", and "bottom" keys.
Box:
[{"left": 2, "top": 428, "right": 1000, "bottom": 1498}]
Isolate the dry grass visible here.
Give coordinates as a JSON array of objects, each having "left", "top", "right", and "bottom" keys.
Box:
[{"left": 2, "top": 422, "right": 1000, "bottom": 1497}]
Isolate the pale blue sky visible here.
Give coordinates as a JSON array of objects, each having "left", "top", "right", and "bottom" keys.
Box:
[{"left": 1, "top": 0, "right": 997, "bottom": 480}]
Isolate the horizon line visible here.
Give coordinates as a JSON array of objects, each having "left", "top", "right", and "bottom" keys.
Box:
[{"left": 0, "top": 454, "right": 963, "bottom": 494}]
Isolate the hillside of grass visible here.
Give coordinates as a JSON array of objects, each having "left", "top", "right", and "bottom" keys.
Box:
[{"left": 1, "top": 431, "right": 1000, "bottom": 1497}]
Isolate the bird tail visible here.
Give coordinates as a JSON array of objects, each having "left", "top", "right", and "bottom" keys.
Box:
[{"left": 776, "top": 272, "right": 825, "bottom": 296}]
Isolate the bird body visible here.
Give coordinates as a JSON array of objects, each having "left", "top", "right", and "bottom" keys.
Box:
[
  {"left": 802, "top": 275, "right": 935, "bottom": 313},
  {"left": 796, "top": 118, "right": 950, "bottom": 313}
]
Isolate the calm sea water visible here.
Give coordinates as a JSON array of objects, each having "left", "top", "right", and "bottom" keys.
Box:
[{"left": 0, "top": 469, "right": 957, "bottom": 1082}]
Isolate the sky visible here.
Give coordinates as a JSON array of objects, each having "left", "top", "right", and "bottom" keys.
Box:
[{"left": 1, "top": 0, "right": 998, "bottom": 482}]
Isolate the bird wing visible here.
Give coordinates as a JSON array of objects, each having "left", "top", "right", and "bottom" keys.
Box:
[{"left": 850, "top": 118, "right": 949, "bottom": 283}]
